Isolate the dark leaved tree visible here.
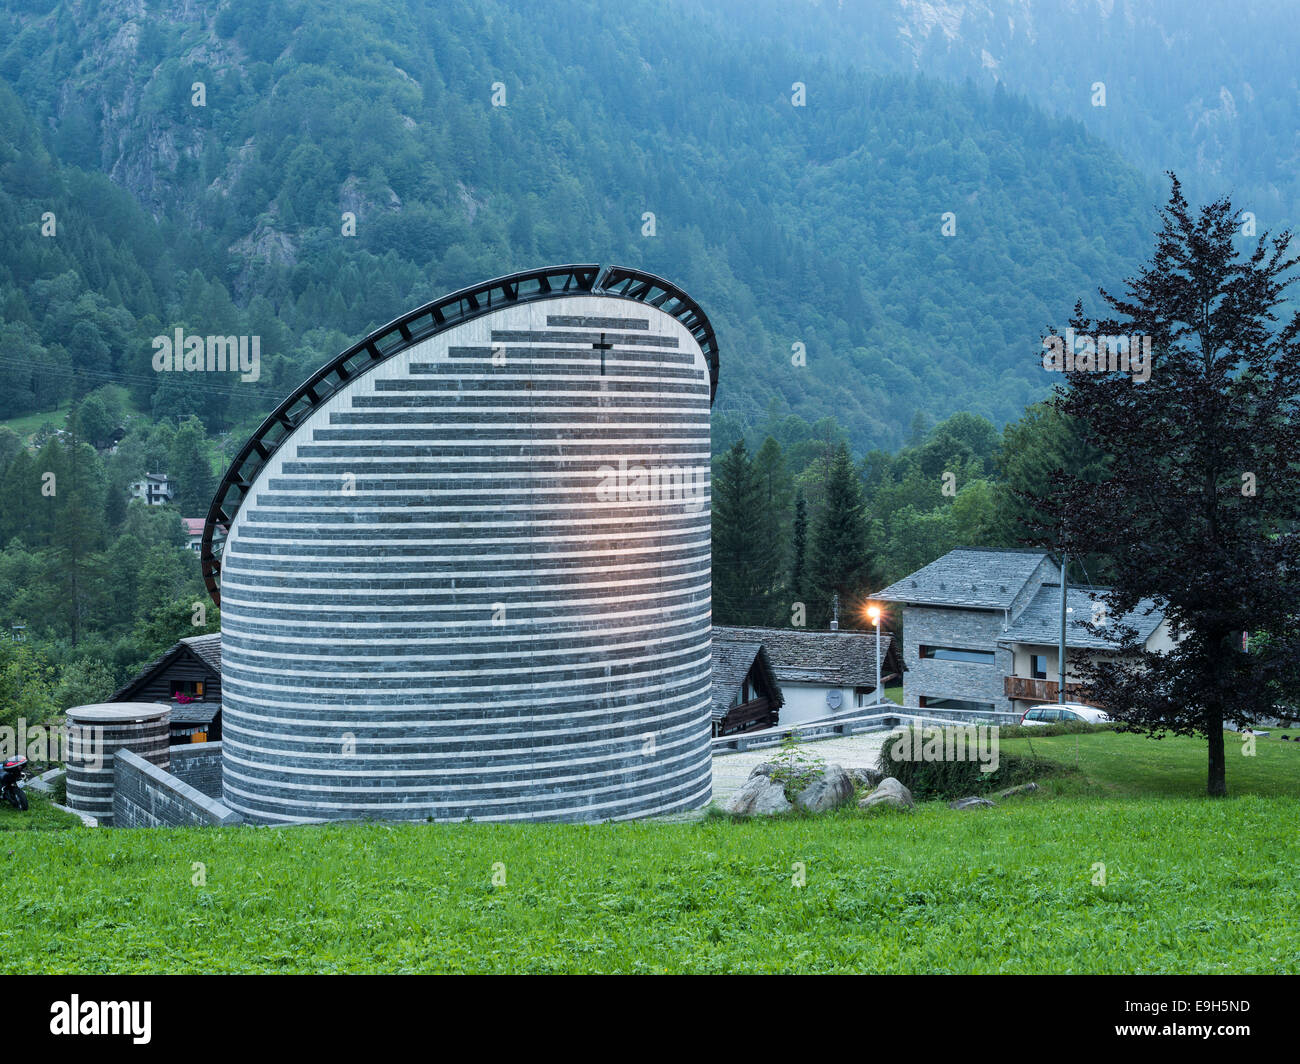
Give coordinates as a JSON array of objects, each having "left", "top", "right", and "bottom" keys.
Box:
[{"left": 1039, "top": 176, "right": 1300, "bottom": 796}]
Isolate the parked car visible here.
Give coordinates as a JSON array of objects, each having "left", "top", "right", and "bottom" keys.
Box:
[{"left": 1020, "top": 703, "right": 1110, "bottom": 726}]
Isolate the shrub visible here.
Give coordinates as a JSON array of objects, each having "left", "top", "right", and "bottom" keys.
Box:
[
  {"left": 996, "top": 721, "right": 1114, "bottom": 740},
  {"left": 768, "top": 732, "right": 825, "bottom": 801},
  {"left": 877, "top": 725, "right": 1059, "bottom": 800}
]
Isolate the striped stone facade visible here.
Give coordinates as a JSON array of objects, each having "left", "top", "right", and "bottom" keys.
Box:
[
  {"left": 64, "top": 703, "right": 171, "bottom": 827},
  {"left": 219, "top": 293, "right": 714, "bottom": 823}
]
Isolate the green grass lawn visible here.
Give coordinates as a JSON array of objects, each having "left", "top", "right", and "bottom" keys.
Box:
[
  {"left": 0, "top": 402, "right": 71, "bottom": 441},
  {"left": 0, "top": 789, "right": 82, "bottom": 832},
  {"left": 1001, "top": 728, "right": 1300, "bottom": 798},
  {"left": 1, "top": 730, "right": 1296, "bottom": 974}
]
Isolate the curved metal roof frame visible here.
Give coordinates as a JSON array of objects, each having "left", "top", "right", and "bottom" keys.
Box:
[{"left": 200, "top": 263, "right": 720, "bottom": 606}]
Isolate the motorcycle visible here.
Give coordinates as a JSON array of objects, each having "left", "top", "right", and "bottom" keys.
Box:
[{"left": 1, "top": 755, "right": 28, "bottom": 811}]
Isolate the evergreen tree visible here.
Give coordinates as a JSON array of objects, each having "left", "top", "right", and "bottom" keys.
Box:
[
  {"left": 790, "top": 488, "right": 807, "bottom": 606},
  {"left": 168, "top": 418, "right": 216, "bottom": 515},
  {"left": 711, "top": 440, "right": 782, "bottom": 625},
  {"left": 49, "top": 435, "right": 109, "bottom": 646},
  {"left": 994, "top": 400, "right": 1109, "bottom": 566},
  {"left": 807, "top": 442, "right": 877, "bottom": 628}
]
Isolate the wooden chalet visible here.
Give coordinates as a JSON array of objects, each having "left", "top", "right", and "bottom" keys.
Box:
[
  {"left": 111, "top": 633, "right": 223, "bottom": 743},
  {"left": 711, "top": 638, "right": 784, "bottom": 737}
]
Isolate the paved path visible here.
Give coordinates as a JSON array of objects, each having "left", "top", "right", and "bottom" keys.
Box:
[
  {"left": 654, "top": 729, "right": 901, "bottom": 821},
  {"left": 710, "top": 731, "right": 898, "bottom": 805}
]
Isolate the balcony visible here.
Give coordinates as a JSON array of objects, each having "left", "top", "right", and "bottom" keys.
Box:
[{"left": 1004, "top": 675, "right": 1095, "bottom": 704}]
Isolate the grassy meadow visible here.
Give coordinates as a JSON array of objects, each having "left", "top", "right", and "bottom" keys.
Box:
[{"left": 2, "top": 729, "right": 1296, "bottom": 974}]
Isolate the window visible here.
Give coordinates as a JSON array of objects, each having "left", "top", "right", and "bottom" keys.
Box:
[
  {"left": 1031, "top": 654, "right": 1048, "bottom": 680},
  {"left": 919, "top": 645, "right": 995, "bottom": 665},
  {"left": 920, "top": 696, "right": 996, "bottom": 714},
  {"left": 731, "top": 676, "right": 755, "bottom": 708}
]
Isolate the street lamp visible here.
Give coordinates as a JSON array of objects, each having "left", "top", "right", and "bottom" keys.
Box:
[{"left": 866, "top": 604, "right": 882, "bottom": 707}]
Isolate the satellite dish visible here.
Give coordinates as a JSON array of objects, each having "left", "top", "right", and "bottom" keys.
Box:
[{"left": 826, "top": 689, "right": 843, "bottom": 710}]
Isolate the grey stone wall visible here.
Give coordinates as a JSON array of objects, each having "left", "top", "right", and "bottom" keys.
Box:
[
  {"left": 168, "top": 743, "right": 223, "bottom": 798},
  {"left": 899, "top": 605, "right": 1014, "bottom": 713},
  {"left": 219, "top": 294, "right": 714, "bottom": 824},
  {"left": 113, "top": 749, "right": 243, "bottom": 828}
]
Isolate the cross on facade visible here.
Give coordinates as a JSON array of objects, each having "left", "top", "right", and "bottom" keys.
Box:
[{"left": 592, "top": 332, "right": 614, "bottom": 375}]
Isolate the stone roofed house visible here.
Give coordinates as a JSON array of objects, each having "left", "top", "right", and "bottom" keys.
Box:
[
  {"left": 873, "top": 547, "right": 1177, "bottom": 720},
  {"left": 713, "top": 625, "right": 902, "bottom": 727},
  {"left": 998, "top": 582, "right": 1173, "bottom": 715},
  {"left": 110, "top": 633, "right": 223, "bottom": 743},
  {"left": 711, "top": 638, "right": 784, "bottom": 737}
]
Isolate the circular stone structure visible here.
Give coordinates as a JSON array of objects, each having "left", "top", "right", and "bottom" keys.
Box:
[
  {"left": 64, "top": 703, "right": 171, "bottom": 826},
  {"left": 204, "top": 266, "right": 716, "bottom": 823}
]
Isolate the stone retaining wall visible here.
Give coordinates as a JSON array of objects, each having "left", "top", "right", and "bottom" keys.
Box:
[
  {"left": 113, "top": 748, "right": 242, "bottom": 828},
  {"left": 167, "top": 743, "right": 223, "bottom": 798}
]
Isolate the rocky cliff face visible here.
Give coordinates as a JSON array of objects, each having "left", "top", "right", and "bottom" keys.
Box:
[{"left": 32, "top": 2, "right": 244, "bottom": 222}]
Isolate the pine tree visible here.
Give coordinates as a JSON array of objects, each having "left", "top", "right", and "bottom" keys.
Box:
[
  {"left": 790, "top": 488, "right": 807, "bottom": 605},
  {"left": 808, "top": 442, "right": 876, "bottom": 628},
  {"left": 168, "top": 418, "right": 216, "bottom": 515},
  {"left": 711, "top": 440, "right": 782, "bottom": 625},
  {"left": 49, "top": 434, "right": 108, "bottom": 646}
]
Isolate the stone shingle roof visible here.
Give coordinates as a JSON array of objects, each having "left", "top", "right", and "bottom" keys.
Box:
[
  {"left": 873, "top": 547, "right": 1054, "bottom": 610},
  {"left": 1000, "top": 585, "right": 1164, "bottom": 650},
  {"left": 167, "top": 701, "right": 222, "bottom": 725},
  {"left": 180, "top": 633, "right": 222, "bottom": 673},
  {"left": 711, "top": 639, "right": 783, "bottom": 721},
  {"left": 110, "top": 632, "right": 222, "bottom": 702},
  {"left": 713, "top": 625, "right": 895, "bottom": 689}
]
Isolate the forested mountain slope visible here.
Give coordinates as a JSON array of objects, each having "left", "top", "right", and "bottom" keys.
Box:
[
  {"left": 0, "top": 0, "right": 1161, "bottom": 450},
  {"left": 703, "top": 0, "right": 1300, "bottom": 235}
]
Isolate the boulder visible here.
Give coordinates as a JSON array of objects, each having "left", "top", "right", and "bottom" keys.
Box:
[
  {"left": 847, "top": 766, "right": 884, "bottom": 790},
  {"left": 949, "top": 796, "right": 997, "bottom": 810},
  {"left": 859, "top": 776, "right": 914, "bottom": 810},
  {"left": 722, "top": 774, "right": 792, "bottom": 816},
  {"left": 795, "top": 764, "right": 855, "bottom": 813},
  {"left": 748, "top": 762, "right": 781, "bottom": 779},
  {"left": 998, "top": 781, "right": 1040, "bottom": 799}
]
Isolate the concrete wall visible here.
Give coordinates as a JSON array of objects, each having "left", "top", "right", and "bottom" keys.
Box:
[
  {"left": 778, "top": 683, "right": 885, "bottom": 725},
  {"left": 113, "top": 749, "right": 242, "bottom": 828},
  {"left": 168, "top": 743, "right": 223, "bottom": 798},
  {"left": 219, "top": 294, "right": 714, "bottom": 824}
]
